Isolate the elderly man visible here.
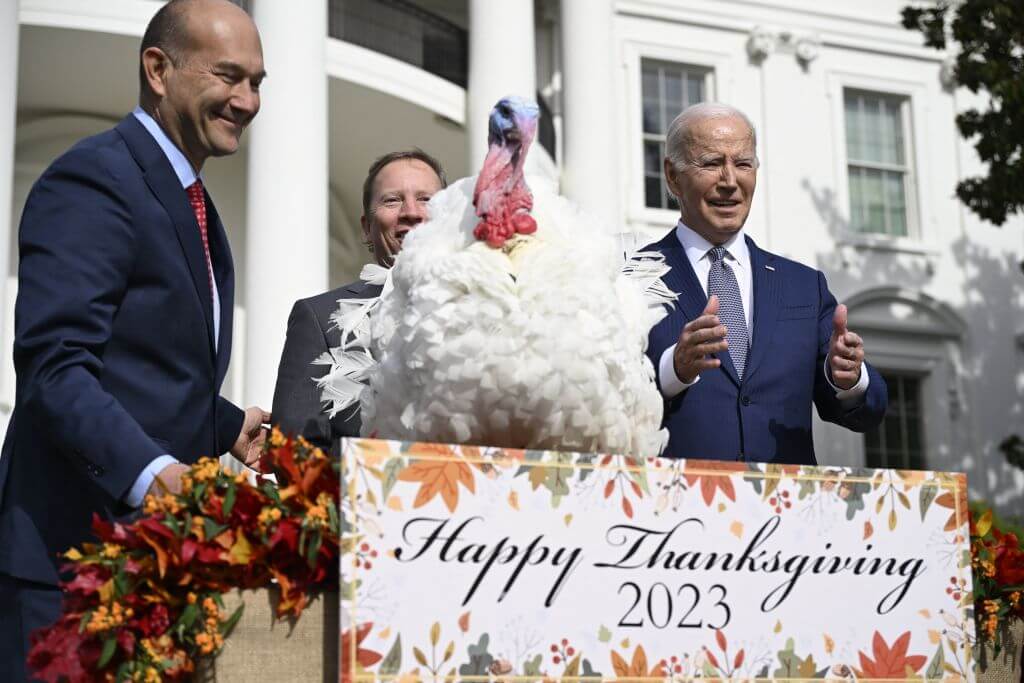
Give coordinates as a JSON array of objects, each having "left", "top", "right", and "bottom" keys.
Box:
[
  {"left": 272, "top": 150, "right": 446, "bottom": 454},
  {"left": 645, "top": 103, "right": 887, "bottom": 464},
  {"left": 0, "top": 1, "right": 269, "bottom": 676}
]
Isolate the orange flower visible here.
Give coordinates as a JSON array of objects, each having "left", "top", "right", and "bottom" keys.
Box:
[
  {"left": 855, "top": 631, "right": 927, "bottom": 679},
  {"left": 610, "top": 644, "right": 666, "bottom": 679},
  {"left": 397, "top": 456, "right": 475, "bottom": 512},
  {"left": 684, "top": 461, "right": 745, "bottom": 506}
]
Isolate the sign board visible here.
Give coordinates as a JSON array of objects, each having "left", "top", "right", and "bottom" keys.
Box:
[{"left": 341, "top": 439, "right": 975, "bottom": 681}]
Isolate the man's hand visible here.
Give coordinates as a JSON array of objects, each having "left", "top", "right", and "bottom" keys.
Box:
[
  {"left": 673, "top": 295, "right": 729, "bottom": 384},
  {"left": 828, "top": 304, "right": 865, "bottom": 390},
  {"left": 231, "top": 406, "right": 271, "bottom": 467},
  {"left": 146, "top": 462, "right": 190, "bottom": 498}
]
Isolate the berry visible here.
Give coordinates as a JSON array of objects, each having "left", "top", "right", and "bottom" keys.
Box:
[
  {"left": 784, "top": 501, "right": 792, "bottom": 509},
  {"left": 567, "top": 647, "right": 575, "bottom": 656},
  {"left": 782, "top": 490, "right": 790, "bottom": 498},
  {"left": 562, "top": 638, "right": 568, "bottom": 646},
  {"left": 675, "top": 665, "right": 683, "bottom": 673},
  {"left": 769, "top": 497, "right": 777, "bottom": 506},
  {"left": 360, "top": 543, "right": 369, "bottom": 551},
  {"left": 551, "top": 645, "right": 558, "bottom": 653},
  {"left": 364, "top": 561, "right": 372, "bottom": 570},
  {"left": 553, "top": 656, "right": 561, "bottom": 664}
]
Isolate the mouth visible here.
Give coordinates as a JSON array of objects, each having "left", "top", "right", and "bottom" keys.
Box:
[
  {"left": 707, "top": 198, "right": 742, "bottom": 211},
  {"left": 215, "top": 113, "right": 243, "bottom": 132}
]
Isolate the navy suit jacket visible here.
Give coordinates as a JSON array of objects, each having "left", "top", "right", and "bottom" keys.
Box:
[
  {"left": 645, "top": 230, "right": 887, "bottom": 465},
  {"left": 271, "top": 279, "right": 382, "bottom": 456},
  {"left": 0, "top": 115, "right": 244, "bottom": 584}
]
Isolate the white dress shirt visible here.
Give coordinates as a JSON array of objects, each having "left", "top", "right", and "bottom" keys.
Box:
[
  {"left": 125, "top": 107, "right": 222, "bottom": 507},
  {"left": 658, "top": 221, "right": 869, "bottom": 404}
]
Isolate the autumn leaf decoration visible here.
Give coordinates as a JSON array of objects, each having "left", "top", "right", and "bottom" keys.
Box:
[
  {"left": 397, "top": 452, "right": 475, "bottom": 513},
  {"left": 684, "top": 461, "right": 745, "bottom": 506},
  {"left": 610, "top": 644, "right": 666, "bottom": 679},
  {"left": 855, "top": 631, "right": 927, "bottom": 679},
  {"left": 342, "top": 622, "right": 383, "bottom": 683}
]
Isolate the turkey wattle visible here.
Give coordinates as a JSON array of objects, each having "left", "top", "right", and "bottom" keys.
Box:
[{"left": 319, "top": 96, "right": 674, "bottom": 457}]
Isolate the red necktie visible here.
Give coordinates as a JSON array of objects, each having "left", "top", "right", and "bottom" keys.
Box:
[{"left": 186, "top": 180, "right": 215, "bottom": 302}]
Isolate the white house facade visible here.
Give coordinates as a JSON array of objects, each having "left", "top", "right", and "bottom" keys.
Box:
[{"left": 1, "top": 0, "right": 1021, "bottom": 514}]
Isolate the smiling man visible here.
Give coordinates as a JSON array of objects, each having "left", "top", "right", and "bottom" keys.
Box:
[
  {"left": 644, "top": 103, "right": 887, "bottom": 464},
  {"left": 271, "top": 150, "right": 446, "bottom": 454},
  {"left": 0, "top": 1, "right": 270, "bottom": 677}
]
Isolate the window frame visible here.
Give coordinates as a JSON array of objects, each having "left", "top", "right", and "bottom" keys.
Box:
[
  {"left": 827, "top": 72, "right": 931, "bottom": 251},
  {"left": 622, "top": 41, "right": 731, "bottom": 229},
  {"left": 864, "top": 371, "right": 927, "bottom": 471}
]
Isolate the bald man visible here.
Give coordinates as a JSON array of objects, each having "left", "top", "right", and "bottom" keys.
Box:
[{"left": 0, "top": 1, "right": 268, "bottom": 675}]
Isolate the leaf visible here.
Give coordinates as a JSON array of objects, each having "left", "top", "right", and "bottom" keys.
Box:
[
  {"left": 412, "top": 646, "right": 428, "bottom": 668},
  {"left": 458, "top": 634, "right": 494, "bottom": 676},
  {"left": 715, "top": 629, "right": 727, "bottom": 652},
  {"left": 443, "top": 640, "right": 455, "bottom": 664},
  {"left": 382, "top": 458, "right": 403, "bottom": 500},
  {"left": 763, "top": 476, "right": 780, "bottom": 501},
  {"left": 523, "top": 654, "right": 543, "bottom": 676},
  {"left": 919, "top": 609, "right": 932, "bottom": 619},
  {"left": 734, "top": 648, "right": 745, "bottom": 669},
  {"left": 774, "top": 619, "right": 782, "bottom": 633},
  {"left": 98, "top": 637, "right": 117, "bottom": 669},
  {"left": 729, "top": 520, "right": 744, "bottom": 539},
  {"left": 564, "top": 514, "right": 573, "bottom": 527},
  {"left": 919, "top": 485, "right": 938, "bottom": 520},
  {"left": 507, "top": 491, "right": 519, "bottom": 510},
  {"left": 797, "top": 653, "right": 818, "bottom": 678},
  {"left": 620, "top": 638, "right": 630, "bottom": 649},
  {"left": 221, "top": 603, "right": 244, "bottom": 638},
  {"left": 611, "top": 650, "right": 629, "bottom": 677},
  {"left": 928, "top": 629, "right": 942, "bottom": 645},
  {"left": 379, "top": 636, "right": 402, "bottom": 676},
  {"left": 603, "top": 479, "right": 615, "bottom": 499},
  {"left": 386, "top": 496, "right": 403, "bottom": 511},
  {"left": 430, "top": 621, "right": 440, "bottom": 646},
  {"left": 889, "top": 508, "right": 898, "bottom": 531},
  {"left": 824, "top": 634, "right": 835, "bottom": 655},
  {"left": 897, "top": 491, "right": 911, "bottom": 509},
  {"left": 458, "top": 612, "right": 470, "bottom": 633},
  {"left": 562, "top": 653, "right": 582, "bottom": 678},
  {"left": 528, "top": 465, "right": 548, "bottom": 490},
  {"left": 598, "top": 625, "right": 612, "bottom": 642},
  {"left": 229, "top": 529, "right": 252, "bottom": 565},
  {"left": 222, "top": 484, "right": 237, "bottom": 518},
  {"left": 975, "top": 508, "right": 993, "bottom": 537},
  {"left": 622, "top": 497, "right": 634, "bottom": 518},
  {"left": 875, "top": 495, "right": 886, "bottom": 514},
  {"left": 864, "top": 520, "right": 874, "bottom": 540}
]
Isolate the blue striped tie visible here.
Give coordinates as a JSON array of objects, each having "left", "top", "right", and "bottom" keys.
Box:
[{"left": 707, "top": 246, "right": 748, "bottom": 379}]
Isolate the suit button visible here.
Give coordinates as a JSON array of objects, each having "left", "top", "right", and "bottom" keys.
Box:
[{"left": 741, "top": 396, "right": 751, "bottom": 406}]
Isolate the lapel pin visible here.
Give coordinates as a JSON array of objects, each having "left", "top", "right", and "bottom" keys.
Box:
[{"left": 765, "top": 265, "right": 775, "bottom": 271}]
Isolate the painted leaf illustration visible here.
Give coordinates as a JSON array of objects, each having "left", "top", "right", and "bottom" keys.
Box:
[
  {"left": 379, "top": 636, "right": 402, "bottom": 676},
  {"left": 397, "top": 457, "right": 475, "bottom": 512},
  {"left": 856, "top": 631, "right": 927, "bottom": 679},
  {"left": 341, "top": 623, "right": 383, "bottom": 683},
  {"left": 458, "top": 611, "right": 471, "bottom": 633},
  {"left": 684, "top": 461, "right": 744, "bottom": 506},
  {"left": 611, "top": 645, "right": 665, "bottom": 678},
  {"left": 598, "top": 625, "right": 612, "bottom": 642},
  {"left": 864, "top": 520, "right": 874, "bottom": 540}
]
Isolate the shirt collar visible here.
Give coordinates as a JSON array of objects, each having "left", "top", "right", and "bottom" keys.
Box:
[
  {"left": 132, "top": 106, "right": 200, "bottom": 189},
  {"left": 674, "top": 220, "right": 749, "bottom": 268}
]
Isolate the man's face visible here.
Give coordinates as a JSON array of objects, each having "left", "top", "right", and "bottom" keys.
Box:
[
  {"left": 361, "top": 159, "right": 444, "bottom": 267},
  {"left": 154, "top": 4, "right": 265, "bottom": 168},
  {"left": 664, "top": 115, "right": 758, "bottom": 245}
]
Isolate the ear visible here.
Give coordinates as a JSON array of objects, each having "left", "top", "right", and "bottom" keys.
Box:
[
  {"left": 360, "top": 214, "right": 371, "bottom": 242},
  {"left": 663, "top": 157, "right": 682, "bottom": 198},
  {"left": 141, "top": 47, "right": 173, "bottom": 99}
]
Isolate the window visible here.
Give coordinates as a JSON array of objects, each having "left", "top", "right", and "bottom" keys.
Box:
[
  {"left": 864, "top": 373, "right": 925, "bottom": 470},
  {"left": 641, "top": 59, "right": 708, "bottom": 210},
  {"left": 844, "top": 89, "right": 915, "bottom": 236}
]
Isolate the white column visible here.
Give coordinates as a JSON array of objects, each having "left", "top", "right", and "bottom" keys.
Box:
[
  {"left": 244, "top": 0, "right": 328, "bottom": 407},
  {"left": 0, "top": 0, "right": 18, "bottom": 421},
  {"left": 467, "top": 0, "right": 536, "bottom": 171},
  {"left": 559, "top": 0, "right": 619, "bottom": 225}
]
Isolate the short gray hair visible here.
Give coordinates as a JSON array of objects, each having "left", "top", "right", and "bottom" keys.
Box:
[{"left": 665, "top": 103, "right": 758, "bottom": 169}]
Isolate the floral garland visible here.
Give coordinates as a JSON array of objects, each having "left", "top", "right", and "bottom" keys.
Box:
[
  {"left": 971, "top": 504, "right": 1024, "bottom": 667},
  {"left": 27, "top": 430, "right": 339, "bottom": 682}
]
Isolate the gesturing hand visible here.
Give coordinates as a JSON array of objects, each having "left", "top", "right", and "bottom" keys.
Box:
[
  {"left": 673, "top": 295, "right": 729, "bottom": 384},
  {"left": 231, "top": 406, "right": 271, "bottom": 467},
  {"left": 828, "top": 304, "right": 865, "bottom": 391}
]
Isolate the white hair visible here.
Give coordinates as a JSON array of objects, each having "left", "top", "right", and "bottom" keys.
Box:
[{"left": 665, "top": 102, "right": 759, "bottom": 169}]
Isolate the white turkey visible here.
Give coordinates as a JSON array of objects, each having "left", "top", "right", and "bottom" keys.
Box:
[{"left": 318, "top": 96, "right": 674, "bottom": 457}]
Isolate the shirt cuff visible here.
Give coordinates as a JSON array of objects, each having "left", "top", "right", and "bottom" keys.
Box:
[
  {"left": 124, "top": 454, "right": 180, "bottom": 508},
  {"left": 824, "top": 356, "right": 871, "bottom": 409},
  {"left": 659, "top": 344, "right": 700, "bottom": 399}
]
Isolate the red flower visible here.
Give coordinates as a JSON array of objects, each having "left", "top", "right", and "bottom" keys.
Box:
[{"left": 855, "top": 631, "right": 927, "bottom": 679}]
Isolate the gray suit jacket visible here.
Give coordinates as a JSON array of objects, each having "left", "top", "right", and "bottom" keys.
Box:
[{"left": 271, "top": 280, "right": 382, "bottom": 455}]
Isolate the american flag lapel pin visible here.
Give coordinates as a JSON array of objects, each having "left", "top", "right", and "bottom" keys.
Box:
[{"left": 765, "top": 264, "right": 775, "bottom": 271}]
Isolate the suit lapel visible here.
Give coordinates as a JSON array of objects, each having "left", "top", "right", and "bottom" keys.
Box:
[
  {"left": 744, "top": 235, "right": 781, "bottom": 384},
  {"left": 116, "top": 116, "right": 216, "bottom": 357},
  {"left": 657, "top": 231, "right": 740, "bottom": 386},
  {"left": 205, "top": 194, "right": 234, "bottom": 380}
]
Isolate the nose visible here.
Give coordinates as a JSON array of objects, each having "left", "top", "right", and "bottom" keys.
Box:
[
  {"left": 718, "top": 162, "right": 738, "bottom": 188},
  {"left": 230, "top": 82, "right": 260, "bottom": 120},
  {"left": 399, "top": 197, "right": 427, "bottom": 224}
]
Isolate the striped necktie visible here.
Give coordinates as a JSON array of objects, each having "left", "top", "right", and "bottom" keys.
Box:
[{"left": 707, "top": 246, "right": 748, "bottom": 379}]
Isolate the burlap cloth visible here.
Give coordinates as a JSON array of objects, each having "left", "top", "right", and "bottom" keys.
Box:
[
  {"left": 194, "top": 589, "right": 338, "bottom": 682},
  {"left": 979, "top": 620, "right": 1023, "bottom": 683}
]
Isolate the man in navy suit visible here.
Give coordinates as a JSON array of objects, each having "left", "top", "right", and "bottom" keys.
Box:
[
  {"left": 0, "top": 1, "right": 269, "bottom": 678},
  {"left": 646, "top": 103, "right": 887, "bottom": 464}
]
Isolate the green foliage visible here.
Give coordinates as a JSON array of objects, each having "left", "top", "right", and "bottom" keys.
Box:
[{"left": 902, "top": 0, "right": 1024, "bottom": 225}]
